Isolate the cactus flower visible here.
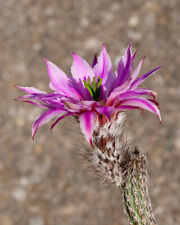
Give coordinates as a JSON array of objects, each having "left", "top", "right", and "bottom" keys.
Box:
[{"left": 16, "top": 44, "right": 161, "bottom": 144}]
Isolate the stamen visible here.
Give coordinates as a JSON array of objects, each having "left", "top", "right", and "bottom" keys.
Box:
[{"left": 83, "top": 76, "right": 102, "bottom": 101}]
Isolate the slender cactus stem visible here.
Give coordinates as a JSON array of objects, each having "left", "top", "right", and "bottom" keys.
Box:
[
  {"left": 90, "top": 114, "right": 157, "bottom": 225},
  {"left": 120, "top": 152, "right": 157, "bottom": 225}
]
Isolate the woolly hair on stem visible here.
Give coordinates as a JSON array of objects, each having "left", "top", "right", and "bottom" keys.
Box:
[{"left": 86, "top": 113, "right": 157, "bottom": 225}]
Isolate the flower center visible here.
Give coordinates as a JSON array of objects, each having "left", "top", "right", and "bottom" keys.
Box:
[{"left": 83, "top": 76, "right": 102, "bottom": 101}]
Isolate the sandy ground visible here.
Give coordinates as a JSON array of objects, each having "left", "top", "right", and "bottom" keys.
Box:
[{"left": 0, "top": 0, "right": 180, "bottom": 224}]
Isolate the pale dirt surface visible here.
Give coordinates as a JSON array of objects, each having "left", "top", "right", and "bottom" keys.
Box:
[{"left": 0, "top": 0, "right": 180, "bottom": 224}]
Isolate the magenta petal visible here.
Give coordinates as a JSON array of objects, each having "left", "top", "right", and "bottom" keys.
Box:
[
  {"left": 63, "top": 101, "right": 83, "bottom": 112},
  {"left": 100, "top": 70, "right": 116, "bottom": 100},
  {"left": 79, "top": 111, "right": 97, "bottom": 145},
  {"left": 93, "top": 45, "right": 115, "bottom": 100},
  {"left": 130, "top": 58, "right": 144, "bottom": 83},
  {"left": 115, "top": 105, "right": 140, "bottom": 111},
  {"left": 71, "top": 79, "right": 92, "bottom": 100},
  {"left": 116, "top": 44, "right": 132, "bottom": 86},
  {"left": 62, "top": 99, "right": 99, "bottom": 113},
  {"left": 45, "top": 59, "right": 82, "bottom": 99},
  {"left": 71, "top": 52, "right": 94, "bottom": 81},
  {"left": 17, "top": 86, "right": 46, "bottom": 94},
  {"left": 51, "top": 112, "right": 76, "bottom": 130},
  {"left": 63, "top": 100, "right": 91, "bottom": 112},
  {"left": 131, "top": 50, "right": 137, "bottom": 67},
  {"left": 93, "top": 45, "right": 112, "bottom": 83},
  {"left": 119, "top": 97, "right": 161, "bottom": 121},
  {"left": 107, "top": 80, "right": 133, "bottom": 104},
  {"left": 95, "top": 106, "right": 114, "bottom": 120},
  {"left": 80, "top": 100, "right": 100, "bottom": 107},
  {"left": 147, "top": 98, "right": 159, "bottom": 107},
  {"left": 130, "top": 66, "right": 161, "bottom": 90},
  {"left": 69, "top": 100, "right": 100, "bottom": 111},
  {"left": 32, "top": 109, "right": 66, "bottom": 139},
  {"left": 112, "top": 89, "right": 156, "bottom": 104},
  {"left": 16, "top": 99, "right": 50, "bottom": 109},
  {"left": 133, "top": 88, "right": 157, "bottom": 99},
  {"left": 132, "top": 88, "right": 155, "bottom": 94},
  {"left": 45, "top": 59, "right": 69, "bottom": 92},
  {"left": 91, "top": 53, "right": 97, "bottom": 68}
]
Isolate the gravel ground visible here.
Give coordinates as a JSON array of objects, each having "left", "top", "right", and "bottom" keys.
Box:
[{"left": 0, "top": 0, "right": 180, "bottom": 224}]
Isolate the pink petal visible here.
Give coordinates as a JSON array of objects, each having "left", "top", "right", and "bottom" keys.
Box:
[
  {"left": 92, "top": 45, "right": 115, "bottom": 100},
  {"left": 17, "top": 86, "right": 46, "bottom": 94},
  {"left": 118, "top": 97, "right": 161, "bottom": 121},
  {"left": 80, "top": 100, "right": 100, "bottom": 108},
  {"left": 15, "top": 99, "right": 49, "bottom": 109},
  {"left": 62, "top": 99, "right": 99, "bottom": 113},
  {"left": 45, "top": 59, "right": 69, "bottom": 92},
  {"left": 115, "top": 105, "right": 140, "bottom": 111},
  {"left": 107, "top": 80, "right": 132, "bottom": 104},
  {"left": 131, "top": 50, "right": 137, "bottom": 67},
  {"left": 111, "top": 89, "right": 156, "bottom": 104},
  {"left": 32, "top": 109, "right": 66, "bottom": 139},
  {"left": 45, "top": 59, "right": 82, "bottom": 99},
  {"left": 71, "top": 52, "right": 94, "bottom": 81},
  {"left": 93, "top": 45, "right": 112, "bottom": 84},
  {"left": 79, "top": 111, "right": 97, "bottom": 145},
  {"left": 134, "top": 88, "right": 157, "bottom": 99},
  {"left": 130, "top": 57, "right": 145, "bottom": 83},
  {"left": 130, "top": 66, "right": 161, "bottom": 90},
  {"left": 95, "top": 106, "right": 115, "bottom": 120},
  {"left": 63, "top": 100, "right": 90, "bottom": 112}
]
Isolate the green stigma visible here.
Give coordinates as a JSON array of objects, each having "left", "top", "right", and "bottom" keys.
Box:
[{"left": 83, "top": 76, "right": 102, "bottom": 101}]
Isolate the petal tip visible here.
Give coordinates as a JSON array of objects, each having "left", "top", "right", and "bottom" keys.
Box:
[
  {"left": 16, "top": 86, "right": 23, "bottom": 90},
  {"left": 158, "top": 114, "right": 162, "bottom": 123},
  {"left": 50, "top": 123, "right": 56, "bottom": 130},
  {"left": 128, "top": 43, "right": 131, "bottom": 51},
  {"left": 127, "top": 43, "right": 131, "bottom": 50},
  {"left": 89, "top": 138, "right": 93, "bottom": 146},
  {"left": 32, "top": 126, "right": 37, "bottom": 140},
  {"left": 142, "top": 56, "right": 146, "bottom": 61},
  {"left": 72, "top": 51, "right": 79, "bottom": 60},
  {"left": 50, "top": 125, "right": 54, "bottom": 132},
  {"left": 32, "top": 133, "right": 35, "bottom": 140},
  {"left": 44, "top": 58, "right": 50, "bottom": 67},
  {"left": 102, "top": 43, "right": 106, "bottom": 49},
  {"left": 72, "top": 51, "right": 76, "bottom": 57}
]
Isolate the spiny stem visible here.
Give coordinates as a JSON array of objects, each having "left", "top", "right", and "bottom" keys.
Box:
[
  {"left": 90, "top": 113, "right": 157, "bottom": 225},
  {"left": 120, "top": 152, "right": 157, "bottom": 225}
]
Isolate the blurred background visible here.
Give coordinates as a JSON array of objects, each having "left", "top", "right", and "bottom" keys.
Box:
[{"left": 1, "top": 0, "right": 180, "bottom": 224}]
